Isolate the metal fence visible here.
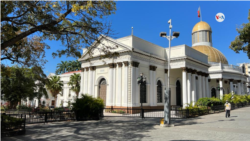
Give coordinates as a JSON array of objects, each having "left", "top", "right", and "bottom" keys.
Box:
[
  {"left": 2, "top": 102, "right": 250, "bottom": 125},
  {"left": 1, "top": 114, "right": 26, "bottom": 137},
  {"left": 4, "top": 111, "right": 76, "bottom": 124}
]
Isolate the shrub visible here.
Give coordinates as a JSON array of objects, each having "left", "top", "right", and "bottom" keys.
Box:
[
  {"left": 16, "top": 105, "right": 32, "bottom": 111},
  {"left": 195, "top": 98, "right": 210, "bottom": 106},
  {"left": 54, "top": 107, "right": 64, "bottom": 112},
  {"left": 1, "top": 114, "right": 24, "bottom": 132},
  {"left": 196, "top": 97, "right": 222, "bottom": 107},
  {"left": 72, "top": 94, "right": 104, "bottom": 120}
]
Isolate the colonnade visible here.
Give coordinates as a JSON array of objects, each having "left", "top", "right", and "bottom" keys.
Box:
[{"left": 182, "top": 68, "right": 209, "bottom": 107}]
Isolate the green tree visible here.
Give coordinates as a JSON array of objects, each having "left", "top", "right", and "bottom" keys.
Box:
[
  {"left": 46, "top": 76, "right": 63, "bottom": 107},
  {"left": 1, "top": 1, "right": 116, "bottom": 67},
  {"left": 55, "top": 61, "right": 68, "bottom": 75},
  {"left": 230, "top": 10, "right": 250, "bottom": 58},
  {"left": 1, "top": 65, "right": 48, "bottom": 107},
  {"left": 68, "top": 73, "right": 81, "bottom": 99}
]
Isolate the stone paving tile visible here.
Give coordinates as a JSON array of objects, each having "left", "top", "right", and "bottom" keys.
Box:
[{"left": 2, "top": 107, "right": 250, "bottom": 141}]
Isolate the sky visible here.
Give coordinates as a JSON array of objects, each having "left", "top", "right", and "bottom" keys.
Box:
[{"left": 2, "top": 1, "right": 250, "bottom": 75}]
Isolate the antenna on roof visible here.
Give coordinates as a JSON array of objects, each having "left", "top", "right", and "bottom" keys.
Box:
[{"left": 131, "top": 27, "right": 133, "bottom": 35}]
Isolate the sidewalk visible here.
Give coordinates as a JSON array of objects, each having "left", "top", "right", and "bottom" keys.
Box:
[{"left": 3, "top": 106, "right": 250, "bottom": 141}]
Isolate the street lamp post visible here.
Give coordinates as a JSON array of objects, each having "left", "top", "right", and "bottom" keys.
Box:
[
  {"left": 160, "top": 19, "right": 180, "bottom": 126},
  {"left": 137, "top": 73, "right": 146, "bottom": 119}
]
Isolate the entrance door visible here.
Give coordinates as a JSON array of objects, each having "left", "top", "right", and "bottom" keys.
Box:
[
  {"left": 51, "top": 100, "right": 55, "bottom": 106},
  {"left": 99, "top": 78, "right": 107, "bottom": 106},
  {"left": 211, "top": 88, "right": 216, "bottom": 98},
  {"left": 176, "top": 80, "right": 182, "bottom": 106}
]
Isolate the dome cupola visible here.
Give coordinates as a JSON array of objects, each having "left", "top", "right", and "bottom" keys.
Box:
[{"left": 192, "top": 21, "right": 212, "bottom": 47}]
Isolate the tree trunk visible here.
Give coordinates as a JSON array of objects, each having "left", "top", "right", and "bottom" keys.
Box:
[{"left": 55, "top": 95, "right": 57, "bottom": 108}]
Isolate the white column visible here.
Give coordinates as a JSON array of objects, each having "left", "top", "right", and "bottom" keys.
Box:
[
  {"left": 191, "top": 72, "right": 196, "bottom": 105},
  {"left": 149, "top": 69, "right": 154, "bottom": 106},
  {"left": 113, "top": 64, "right": 117, "bottom": 106},
  {"left": 107, "top": 64, "right": 114, "bottom": 106},
  {"left": 237, "top": 81, "right": 241, "bottom": 95},
  {"left": 92, "top": 67, "right": 96, "bottom": 97},
  {"left": 131, "top": 65, "right": 136, "bottom": 106},
  {"left": 135, "top": 67, "right": 139, "bottom": 106},
  {"left": 198, "top": 73, "right": 202, "bottom": 99},
  {"left": 207, "top": 78, "right": 210, "bottom": 98},
  {"left": 241, "top": 82, "right": 244, "bottom": 94},
  {"left": 187, "top": 72, "right": 191, "bottom": 105},
  {"left": 229, "top": 79, "right": 234, "bottom": 93},
  {"left": 202, "top": 75, "right": 206, "bottom": 98},
  {"left": 88, "top": 68, "right": 92, "bottom": 95},
  {"left": 116, "top": 63, "right": 122, "bottom": 106},
  {"left": 152, "top": 67, "right": 157, "bottom": 106},
  {"left": 182, "top": 68, "right": 187, "bottom": 108},
  {"left": 122, "top": 62, "right": 129, "bottom": 107},
  {"left": 219, "top": 79, "right": 223, "bottom": 99},
  {"left": 80, "top": 69, "right": 84, "bottom": 98},
  {"left": 83, "top": 68, "right": 88, "bottom": 94}
]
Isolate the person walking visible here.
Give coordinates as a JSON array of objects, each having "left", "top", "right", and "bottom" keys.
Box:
[{"left": 225, "top": 100, "right": 231, "bottom": 118}]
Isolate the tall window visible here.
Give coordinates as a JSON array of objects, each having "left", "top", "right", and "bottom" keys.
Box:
[{"left": 157, "top": 80, "right": 162, "bottom": 103}]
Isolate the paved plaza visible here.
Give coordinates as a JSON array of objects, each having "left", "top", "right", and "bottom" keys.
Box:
[{"left": 3, "top": 107, "right": 250, "bottom": 141}]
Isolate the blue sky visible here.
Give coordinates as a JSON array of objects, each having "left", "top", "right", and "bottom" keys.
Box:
[{"left": 2, "top": 1, "right": 250, "bottom": 75}]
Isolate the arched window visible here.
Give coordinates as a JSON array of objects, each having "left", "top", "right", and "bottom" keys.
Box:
[
  {"left": 157, "top": 80, "right": 162, "bottom": 103},
  {"left": 99, "top": 78, "right": 107, "bottom": 105},
  {"left": 176, "top": 80, "right": 182, "bottom": 106},
  {"left": 211, "top": 88, "right": 216, "bottom": 98}
]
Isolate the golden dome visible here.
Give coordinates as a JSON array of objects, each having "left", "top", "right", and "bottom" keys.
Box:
[
  {"left": 192, "top": 21, "right": 212, "bottom": 33},
  {"left": 192, "top": 45, "right": 228, "bottom": 64}
]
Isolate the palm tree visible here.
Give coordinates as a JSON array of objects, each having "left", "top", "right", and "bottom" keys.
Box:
[
  {"left": 56, "top": 61, "right": 68, "bottom": 74},
  {"left": 46, "top": 76, "right": 63, "bottom": 107},
  {"left": 68, "top": 73, "right": 81, "bottom": 99},
  {"left": 66, "top": 61, "right": 74, "bottom": 72}
]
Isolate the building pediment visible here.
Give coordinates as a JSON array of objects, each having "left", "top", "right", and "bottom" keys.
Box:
[{"left": 79, "top": 35, "right": 132, "bottom": 61}]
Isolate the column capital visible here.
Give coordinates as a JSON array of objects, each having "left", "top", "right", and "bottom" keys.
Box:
[
  {"left": 117, "top": 62, "right": 123, "bottom": 67},
  {"left": 205, "top": 73, "right": 209, "bottom": 77},
  {"left": 219, "top": 78, "right": 223, "bottom": 81},
  {"left": 149, "top": 65, "right": 157, "bottom": 71},
  {"left": 108, "top": 63, "right": 117, "bottom": 68},
  {"left": 182, "top": 67, "right": 187, "bottom": 72},
  {"left": 191, "top": 70, "right": 197, "bottom": 74},
  {"left": 229, "top": 79, "right": 234, "bottom": 82},
  {"left": 85, "top": 67, "right": 89, "bottom": 71},
  {"left": 81, "top": 68, "right": 85, "bottom": 72},
  {"left": 165, "top": 69, "right": 168, "bottom": 74},
  {"left": 123, "top": 61, "right": 129, "bottom": 67},
  {"left": 187, "top": 68, "right": 193, "bottom": 73},
  {"left": 131, "top": 61, "right": 139, "bottom": 67},
  {"left": 197, "top": 71, "right": 202, "bottom": 75},
  {"left": 90, "top": 66, "right": 96, "bottom": 71},
  {"left": 237, "top": 80, "right": 241, "bottom": 83}
]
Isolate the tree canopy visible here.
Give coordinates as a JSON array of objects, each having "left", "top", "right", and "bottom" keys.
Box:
[
  {"left": 68, "top": 73, "right": 81, "bottom": 99},
  {"left": 55, "top": 60, "right": 81, "bottom": 75},
  {"left": 1, "top": 1, "right": 116, "bottom": 67},
  {"left": 46, "top": 75, "right": 63, "bottom": 106},
  {"left": 1, "top": 65, "right": 48, "bottom": 107},
  {"left": 230, "top": 9, "right": 250, "bottom": 58}
]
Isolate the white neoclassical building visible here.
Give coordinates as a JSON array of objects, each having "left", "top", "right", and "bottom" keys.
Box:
[{"left": 27, "top": 21, "right": 250, "bottom": 109}]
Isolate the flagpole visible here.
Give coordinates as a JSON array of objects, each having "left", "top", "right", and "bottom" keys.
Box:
[{"left": 200, "top": 7, "right": 202, "bottom": 21}]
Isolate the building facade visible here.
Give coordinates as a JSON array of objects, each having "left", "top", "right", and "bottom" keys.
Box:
[{"left": 25, "top": 21, "right": 250, "bottom": 108}]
